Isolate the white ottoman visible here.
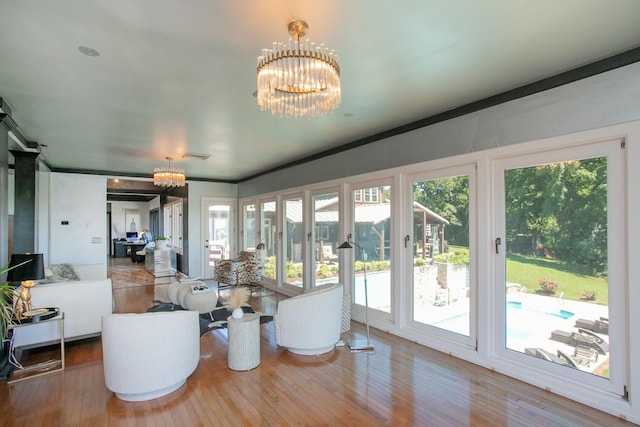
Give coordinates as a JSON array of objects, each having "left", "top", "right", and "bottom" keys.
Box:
[
  {"left": 167, "top": 281, "right": 188, "bottom": 305},
  {"left": 182, "top": 285, "right": 218, "bottom": 314}
]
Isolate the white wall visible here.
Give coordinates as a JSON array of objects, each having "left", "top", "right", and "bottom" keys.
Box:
[{"left": 48, "top": 173, "right": 106, "bottom": 265}]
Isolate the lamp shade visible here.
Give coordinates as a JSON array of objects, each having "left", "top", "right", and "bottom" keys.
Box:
[
  {"left": 6, "top": 253, "right": 45, "bottom": 282},
  {"left": 337, "top": 241, "right": 353, "bottom": 249}
]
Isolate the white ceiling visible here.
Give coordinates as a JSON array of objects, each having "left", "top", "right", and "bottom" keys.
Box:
[{"left": 1, "top": 0, "right": 639, "bottom": 182}]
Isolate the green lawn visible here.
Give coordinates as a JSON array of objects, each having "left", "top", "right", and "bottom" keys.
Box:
[
  {"left": 437, "top": 246, "right": 608, "bottom": 305},
  {"left": 506, "top": 253, "right": 608, "bottom": 305}
]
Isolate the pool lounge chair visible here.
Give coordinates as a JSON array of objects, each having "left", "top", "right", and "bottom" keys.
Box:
[
  {"left": 525, "top": 347, "right": 576, "bottom": 368},
  {"left": 550, "top": 329, "right": 607, "bottom": 355},
  {"left": 574, "top": 317, "right": 608, "bottom": 334}
]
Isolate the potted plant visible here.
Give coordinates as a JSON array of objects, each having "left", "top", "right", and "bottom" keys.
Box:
[
  {"left": 0, "top": 281, "right": 15, "bottom": 341},
  {"left": 0, "top": 276, "right": 14, "bottom": 379},
  {"left": 1, "top": 261, "right": 27, "bottom": 343},
  {"left": 154, "top": 236, "right": 169, "bottom": 250}
]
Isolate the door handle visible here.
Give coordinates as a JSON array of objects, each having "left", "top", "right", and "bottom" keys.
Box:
[{"left": 495, "top": 237, "right": 501, "bottom": 254}]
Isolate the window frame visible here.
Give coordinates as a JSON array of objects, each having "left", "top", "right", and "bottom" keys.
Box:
[{"left": 492, "top": 138, "right": 626, "bottom": 396}]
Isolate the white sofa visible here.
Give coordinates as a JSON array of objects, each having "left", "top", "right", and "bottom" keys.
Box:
[
  {"left": 102, "top": 311, "right": 200, "bottom": 401},
  {"left": 274, "top": 283, "right": 344, "bottom": 355},
  {"left": 12, "top": 263, "right": 113, "bottom": 348}
]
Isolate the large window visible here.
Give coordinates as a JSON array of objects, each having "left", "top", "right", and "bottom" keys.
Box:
[
  {"left": 235, "top": 130, "right": 631, "bottom": 413},
  {"left": 241, "top": 202, "right": 256, "bottom": 250},
  {"left": 410, "top": 167, "right": 474, "bottom": 345},
  {"left": 350, "top": 183, "right": 392, "bottom": 315},
  {"left": 312, "top": 190, "right": 339, "bottom": 287},
  {"left": 283, "top": 194, "right": 304, "bottom": 288},
  {"left": 260, "top": 199, "right": 277, "bottom": 283},
  {"left": 494, "top": 140, "right": 625, "bottom": 395}
]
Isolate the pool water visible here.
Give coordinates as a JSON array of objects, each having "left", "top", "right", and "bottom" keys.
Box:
[
  {"left": 507, "top": 301, "right": 574, "bottom": 319},
  {"left": 431, "top": 301, "right": 575, "bottom": 341}
]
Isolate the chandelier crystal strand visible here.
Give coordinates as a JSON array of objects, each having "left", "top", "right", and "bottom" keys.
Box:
[{"left": 256, "top": 20, "right": 340, "bottom": 118}]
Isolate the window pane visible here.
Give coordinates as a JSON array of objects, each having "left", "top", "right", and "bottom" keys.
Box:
[
  {"left": 412, "top": 175, "right": 470, "bottom": 336},
  {"left": 283, "top": 196, "right": 304, "bottom": 288},
  {"left": 261, "top": 200, "right": 277, "bottom": 281},
  {"left": 243, "top": 203, "right": 256, "bottom": 250},
  {"left": 313, "top": 191, "right": 339, "bottom": 286},
  {"left": 353, "top": 185, "right": 391, "bottom": 313},
  {"left": 504, "top": 157, "right": 610, "bottom": 379},
  {"left": 207, "top": 204, "right": 230, "bottom": 265}
]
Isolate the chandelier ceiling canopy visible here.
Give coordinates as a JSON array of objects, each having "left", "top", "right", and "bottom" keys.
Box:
[
  {"left": 153, "top": 157, "right": 185, "bottom": 187},
  {"left": 256, "top": 19, "right": 341, "bottom": 118}
]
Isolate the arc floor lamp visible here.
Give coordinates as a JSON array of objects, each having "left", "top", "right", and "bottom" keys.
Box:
[{"left": 338, "top": 235, "right": 375, "bottom": 353}]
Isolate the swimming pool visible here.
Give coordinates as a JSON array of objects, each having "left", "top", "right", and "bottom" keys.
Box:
[
  {"left": 431, "top": 301, "right": 575, "bottom": 342},
  {"left": 507, "top": 301, "right": 574, "bottom": 319}
]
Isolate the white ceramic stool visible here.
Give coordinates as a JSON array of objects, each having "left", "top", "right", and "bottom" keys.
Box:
[{"left": 227, "top": 312, "right": 260, "bottom": 371}]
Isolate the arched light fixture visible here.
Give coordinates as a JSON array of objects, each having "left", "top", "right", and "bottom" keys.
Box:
[
  {"left": 153, "top": 157, "right": 185, "bottom": 187},
  {"left": 256, "top": 20, "right": 341, "bottom": 118}
]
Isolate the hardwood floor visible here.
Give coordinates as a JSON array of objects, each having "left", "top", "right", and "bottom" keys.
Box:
[{"left": 0, "top": 258, "right": 632, "bottom": 426}]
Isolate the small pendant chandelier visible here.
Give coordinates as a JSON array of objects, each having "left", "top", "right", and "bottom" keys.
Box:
[
  {"left": 256, "top": 19, "right": 341, "bottom": 118},
  {"left": 153, "top": 157, "right": 185, "bottom": 187}
]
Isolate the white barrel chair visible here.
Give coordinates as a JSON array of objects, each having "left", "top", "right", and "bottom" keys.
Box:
[
  {"left": 101, "top": 310, "right": 200, "bottom": 401},
  {"left": 274, "top": 283, "right": 344, "bottom": 355}
]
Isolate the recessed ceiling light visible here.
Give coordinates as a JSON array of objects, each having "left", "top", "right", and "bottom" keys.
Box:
[{"left": 78, "top": 46, "right": 100, "bottom": 57}]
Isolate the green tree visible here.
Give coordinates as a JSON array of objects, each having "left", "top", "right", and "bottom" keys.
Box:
[
  {"left": 412, "top": 175, "right": 469, "bottom": 246},
  {"left": 505, "top": 157, "right": 607, "bottom": 275}
]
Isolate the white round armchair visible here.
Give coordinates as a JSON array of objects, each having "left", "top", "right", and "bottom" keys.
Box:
[
  {"left": 274, "top": 283, "right": 344, "bottom": 355},
  {"left": 101, "top": 310, "right": 200, "bottom": 401}
]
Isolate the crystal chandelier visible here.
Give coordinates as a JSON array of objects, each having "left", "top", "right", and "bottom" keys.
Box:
[
  {"left": 153, "top": 157, "right": 185, "bottom": 187},
  {"left": 256, "top": 20, "right": 341, "bottom": 118}
]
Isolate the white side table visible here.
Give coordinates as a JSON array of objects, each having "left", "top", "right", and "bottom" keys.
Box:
[{"left": 227, "top": 312, "right": 260, "bottom": 371}]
